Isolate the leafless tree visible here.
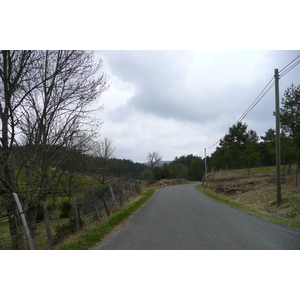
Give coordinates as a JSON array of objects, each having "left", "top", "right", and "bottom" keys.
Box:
[
  {"left": 0, "top": 50, "right": 109, "bottom": 249},
  {"left": 146, "top": 151, "right": 163, "bottom": 183},
  {"left": 147, "top": 151, "right": 163, "bottom": 169},
  {"left": 0, "top": 50, "right": 44, "bottom": 248},
  {"left": 91, "top": 137, "right": 116, "bottom": 184}
]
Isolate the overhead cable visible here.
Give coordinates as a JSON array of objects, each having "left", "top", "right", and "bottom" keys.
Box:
[
  {"left": 279, "top": 58, "right": 300, "bottom": 78},
  {"left": 279, "top": 55, "right": 300, "bottom": 76},
  {"left": 206, "top": 54, "right": 300, "bottom": 151},
  {"left": 234, "top": 77, "right": 274, "bottom": 126},
  {"left": 207, "top": 78, "right": 275, "bottom": 150},
  {"left": 206, "top": 55, "right": 300, "bottom": 149}
]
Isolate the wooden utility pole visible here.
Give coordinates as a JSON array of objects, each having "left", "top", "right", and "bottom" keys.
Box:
[
  {"left": 204, "top": 148, "right": 208, "bottom": 181},
  {"left": 274, "top": 69, "right": 282, "bottom": 204}
]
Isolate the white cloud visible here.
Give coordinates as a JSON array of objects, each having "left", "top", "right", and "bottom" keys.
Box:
[{"left": 95, "top": 50, "right": 300, "bottom": 162}]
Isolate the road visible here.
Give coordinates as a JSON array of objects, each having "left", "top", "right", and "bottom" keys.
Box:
[{"left": 91, "top": 183, "right": 300, "bottom": 250}]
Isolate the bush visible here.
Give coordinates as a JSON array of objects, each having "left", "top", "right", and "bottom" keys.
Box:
[
  {"left": 36, "top": 204, "right": 44, "bottom": 223},
  {"left": 54, "top": 217, "right": 85, "bottom": 242},
  {"left": 59, "top": 200, "right": 72, "bottom": 218},
  {"left": 54, "top": 218, "right": 77, "bottom": 242}
]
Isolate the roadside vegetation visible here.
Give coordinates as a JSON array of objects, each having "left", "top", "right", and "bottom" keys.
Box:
[
  {"left": 59, "top": 188, "right": 155, "bottom": 250},
  {"left": 199, "top": 165, "right": 300, "bottom": 230},
  {"left": 199, "top": 83, "right": 300, "bottom": 230}
]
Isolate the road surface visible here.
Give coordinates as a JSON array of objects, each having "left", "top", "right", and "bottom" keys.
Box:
[{"left": 91, "top": 183, "right": 300, "bottom": 250}]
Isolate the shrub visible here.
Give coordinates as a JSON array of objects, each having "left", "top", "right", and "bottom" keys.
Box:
[
  {"left": 54, "top": 218, "right": 77, "bottom": 242},
  {"left": 59, "top": 200, "right": 72, "bottom": 218}
]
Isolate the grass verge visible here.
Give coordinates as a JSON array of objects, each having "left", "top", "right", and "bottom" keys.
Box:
[
  {"left": 197, "top": 185, "right": 300, "bottom": 231},
  {"left": 59, "top": 188, "right": 155, "bottom": 250}
]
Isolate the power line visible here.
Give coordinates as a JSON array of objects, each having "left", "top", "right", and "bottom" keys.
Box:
[
  {"left": 207, "top": 78, "right": 275, "bottom": 150},
  {"left": 205, "top": 54, "right": 300, "bottom": 151},
  {"left": 207, "top": 139, "right": 221, "bottom": 150},
  {"left": 279, "top": 58, "right": 300, "bottom": 78},
  {"left": 279, "top": 55, "right": 300, "bottom": 76},
  {"left": 234, "top": 77, "right": 274, "bottom": 126}
]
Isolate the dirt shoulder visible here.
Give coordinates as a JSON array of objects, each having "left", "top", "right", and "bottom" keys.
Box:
[{"left": 201, "top": 168, "right": 300, "bottom": 222}]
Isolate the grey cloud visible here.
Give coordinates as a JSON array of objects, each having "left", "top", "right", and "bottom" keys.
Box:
[
  {"left": 96, "top": 50, "right": 300, "bottom": 161},
  {"left": 99, "top": 50, "right": 294, "bottom": 125}
]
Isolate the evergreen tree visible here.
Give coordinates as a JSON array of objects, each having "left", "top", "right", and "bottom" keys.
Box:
[
  {"left": 280, "top": 83, "right": 300, "bottom": 167},
  {"left": 218, "top": 122, "right": 249, "bottom": 169},
  {"left": 260, "top": 129, "right": 276, "bottom": 166}
]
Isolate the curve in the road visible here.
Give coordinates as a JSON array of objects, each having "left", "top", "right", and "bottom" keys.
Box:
[{"left": 91, "top": 183, "right": 300, "bottom": 250}]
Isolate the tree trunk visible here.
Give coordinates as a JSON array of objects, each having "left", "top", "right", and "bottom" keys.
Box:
[
  {"left": 26, "top": 206, "right": 37, "bottom": 249},
  {"left": 282, "top": 158, "right": 285, "bottom": 184}
]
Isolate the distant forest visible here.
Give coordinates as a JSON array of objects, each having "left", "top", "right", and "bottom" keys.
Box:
[{"left": 145, "top": 83, "right": 300, "bottom": 181}]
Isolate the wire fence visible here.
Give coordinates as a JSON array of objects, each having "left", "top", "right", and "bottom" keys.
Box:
[{"left": 0, "top": 180, "right": 142, "bottom": 250}]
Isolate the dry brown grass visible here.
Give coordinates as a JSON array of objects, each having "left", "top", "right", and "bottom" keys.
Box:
[{"left": 203, "top": 167, "right": 300, "bottom": 221}]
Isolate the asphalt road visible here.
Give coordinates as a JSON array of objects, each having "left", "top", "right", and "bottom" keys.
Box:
[{"left": 91, "top": 183, "right": 300, "bottom": 250}]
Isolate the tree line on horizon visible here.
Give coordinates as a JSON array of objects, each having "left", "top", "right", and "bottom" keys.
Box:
[
  {"left": 144, "top": 82, "right": 300, "bottom": 181},
  {"left": 208, "top": 83, "right": 300, "bottom": 173}
]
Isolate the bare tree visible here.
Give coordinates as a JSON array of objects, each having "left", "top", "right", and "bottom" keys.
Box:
[
  {"left": 0, "top": 50, "right": 109, "bottom": 249},
  {"left": 146, "top": 151, "right": 163, "bottom": 183},
  {"left": 91, "top": 137, "right": 116, "bottom": 184},
  {"left": 147, "top": 151, "right": 162, "bottom": 169},
  {"left": 0, "top": 50, "right": 44, "bottom": 248}
]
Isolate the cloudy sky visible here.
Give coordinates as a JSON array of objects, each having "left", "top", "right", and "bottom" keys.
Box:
[
  {"left": 93, "top": 50, "right": 300, "bottom": 162},
  {"left": 4, "top": 1, "right": 299, "bottom": 164}
]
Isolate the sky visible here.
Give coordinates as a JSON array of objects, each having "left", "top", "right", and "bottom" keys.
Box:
[
  {"left": 4, "top": 2, "right": 299, "bottom": 164},
  {"left": 93, "top": 50, "right": 300, "bottom": 162}
]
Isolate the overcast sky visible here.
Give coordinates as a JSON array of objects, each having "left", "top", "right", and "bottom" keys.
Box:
[
  {"left": 4, "top": 2, "right": 299, "bottom": 165},
  {"left": 93, "top": 50, "right": 300, "bottom": 162}
]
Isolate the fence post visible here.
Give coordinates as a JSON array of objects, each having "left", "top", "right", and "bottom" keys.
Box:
[
  {"left": 132, "top": 183, "right": 136, "bottom": 195},
  {"left": 125, "top": 182, "right": 130, "bottom": 200},
  {"left": 12, "top": 193, "right": 35, "bottom": 250},
  {"left": 109, "top": 184, "right": 119, "bottom": 210},
  {"left": 94, "top": 207, "right": 101, "bottom": 222},
  {"left": 42, "top": 202, "right": 53, "bottom": 249},
  {"left": 296, "top": 164, "right": 298, "bottom": 187},
  {"left": 102, "top": 198, "right": 110, "bottom": 217}
]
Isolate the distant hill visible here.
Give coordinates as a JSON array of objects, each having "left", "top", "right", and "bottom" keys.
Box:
[{"left": 143, "top": 161, "right": 172, "bottom": 167}]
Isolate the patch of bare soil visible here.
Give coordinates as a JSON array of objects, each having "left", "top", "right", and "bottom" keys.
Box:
[{"left": 203, "top": 171, "right": 300, "bottom": 221}]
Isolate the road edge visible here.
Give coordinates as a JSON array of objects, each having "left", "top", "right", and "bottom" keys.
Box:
[
  {"left": 197, "top": 185, "right": 300, "bottom": 231},
  {"left": 59, "top": 188, "right": 156, "bottom": 250}
]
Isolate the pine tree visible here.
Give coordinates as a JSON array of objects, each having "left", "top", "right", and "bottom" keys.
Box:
[{"left": 280, "top": 83, "right": 300, "bottom": 167}]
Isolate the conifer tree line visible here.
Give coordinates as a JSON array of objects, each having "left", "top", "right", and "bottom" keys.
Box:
[
  {"left": 208, "top": 83, "right": 300, "bottom": 173},
  {"left": 145, "top": 82, "right": 300, "bottom": 182}
]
